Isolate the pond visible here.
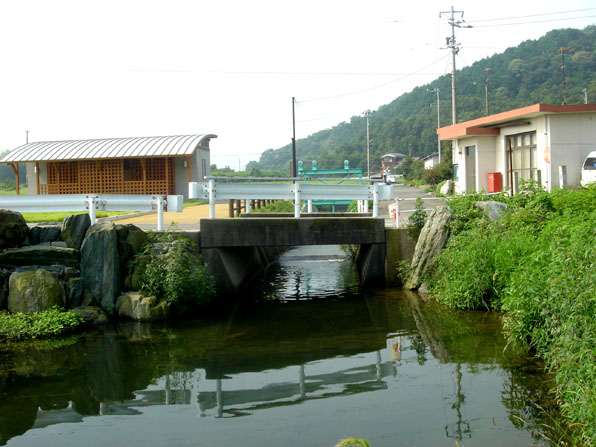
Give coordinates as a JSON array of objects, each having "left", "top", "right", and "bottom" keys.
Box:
[{"left": 0, "top": 246, "right": 560, "bottom": 446}]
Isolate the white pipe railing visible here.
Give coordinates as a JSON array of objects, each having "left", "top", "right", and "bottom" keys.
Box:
[
  {"left": 0, "top": 194, "right": 183, "bottom": 229},
  {"left": 190, "top": 177, "right": 393, "bottom": 219}
]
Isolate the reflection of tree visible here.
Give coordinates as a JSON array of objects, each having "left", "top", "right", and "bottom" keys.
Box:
[
  {"left": 500, "top": 362, "right": 571, "bottom": 444},
  {"left": 409, "top": 335, "right": 428, "bottom": 365}
]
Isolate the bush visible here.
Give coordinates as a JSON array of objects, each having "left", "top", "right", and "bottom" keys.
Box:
[
  {"left": 252, "top": 200, "right": 295, "bottom": 213},
  {"left": 0, "top": 307, "right": 83, "bottom": 342},
  {"left": 501, "top": 212, "right": 596, "bottom": 445},
  {"left": 428, "top": 186, "right": 596, "bottom": 444},
  {"left": 428, "top": 222, "right": 535, "bottom": 310},
  {"left": 140, "top": 229, "right": 215, "bottom": 314},
  {"left": 406, "top": 198, "right": 427, "bottom": 238}
]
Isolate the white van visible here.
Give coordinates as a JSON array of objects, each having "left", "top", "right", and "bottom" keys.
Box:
[{"left": 581, "top": 151, "right": 596, "bottom": 186}]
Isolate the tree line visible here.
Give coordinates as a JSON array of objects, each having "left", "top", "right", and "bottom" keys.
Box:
[{"left": 247, "top": 26, "right": 596, "bottom": 173}]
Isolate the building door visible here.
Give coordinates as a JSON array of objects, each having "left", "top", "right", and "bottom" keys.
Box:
[{"left": 465, "top": 146, "right": 476, "bottom": 192}]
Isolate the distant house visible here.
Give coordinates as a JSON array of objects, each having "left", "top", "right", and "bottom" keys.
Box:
[
  {"left": 380, "top": 152, "right": 407, "bottom": 170},
  {"left": 0, "top": 134, "right": 216, "bottom": 200},
  {"left": 422, "top": 153, "right": 439, "bottom": 170},
  {"left": 438, "top": 104, "right": 596, "bottom": 194}
]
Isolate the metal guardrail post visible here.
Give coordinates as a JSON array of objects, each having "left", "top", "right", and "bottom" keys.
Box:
[
  {"left": 307, "top": 199, "right": 313, "bottom": 213},
  {"left": 372, "top": 182, "right": 379, "bottom": 217},
  {"left": 87, "top": 196, "right": 97, "bottom": 224},
  {"left": 156, "top": 196, "right": 165, "bottom": 231},
  {"left": 208, "top": 178, "right": 215, "bottom": 218},
  {"left": 294, "top": 180, "right": 301, "bottom": 218},
  {"left": 245, "top": 199, "right": 251, "bottom": 214}
]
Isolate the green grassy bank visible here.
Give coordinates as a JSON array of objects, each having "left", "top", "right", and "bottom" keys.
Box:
[{"left": 426, "top": 183, "right": 596, "bottom": 445}]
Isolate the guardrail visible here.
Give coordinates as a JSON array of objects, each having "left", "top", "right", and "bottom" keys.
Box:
[
  {"left": 388, "top": 197, "right": 446, "bottom": 228},
  {"left": 189, "top": 177, "right": 394, "bottom": 218},
  {"left": 0, "top": 194, "right": 183, "bottom": 231}
]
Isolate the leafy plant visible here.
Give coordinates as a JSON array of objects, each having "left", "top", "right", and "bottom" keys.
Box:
[
  {"left": 406, "top": 197, "right": 427, "bottom": 238},
  {"left": 0, "top": 307, "right": 83, "bottom": 342},
  {"left": 140, "top": 227, "right": 215, "bottom": 314}
]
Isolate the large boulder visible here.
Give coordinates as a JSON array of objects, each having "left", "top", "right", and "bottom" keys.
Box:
[
  {"left": 80, "top": 222, "right": 120, "bottom": 315},
  {"left": 67, "top": 277, "right": 83, "bottom": 308},
  {"left": 116, "top": 292, "right": 169, "bottom": 321},
  {"left": 405, "top": 205, "right": 452, "bottom": 290},
  {"left": 439, "top": 180, "right": 454, "bottom": 196},
  {"left": 0, "top": 245, "right": 79, "bottom": 268},
  {"left": 72, "top": 306, "right": 109, "bottom": 326},
  {"left": 61, "top": 214, "right": 91, "bottom": 250},
  {"left": 475, "top": 201, "right": 508, "bottom": 221},
  {"left": 0, "top": 209, "right": 29, "bottom": 249},
  {"left": 8, "top": 269, "right": 64, "bottom": 313},
  {"left": 29, "top": 225, "right": 61, "bottom": 245},
  {"left": 115, "top": 224, "right": 147, "bottom": 287},
  {"left": 0, "top": 268, "right": 9, "bottom": 310}
]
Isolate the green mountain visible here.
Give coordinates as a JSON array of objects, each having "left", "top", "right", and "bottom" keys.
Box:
[{"left": 247, "top": 26, "right": 596, "bottom": 172}]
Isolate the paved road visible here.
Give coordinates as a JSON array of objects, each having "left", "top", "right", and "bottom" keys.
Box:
[
  {"left": 111, "top": 184, "right": 445, "bottom": 230},
  {"left": 380, "top": 184, "right": 445, "bottom": 228}
]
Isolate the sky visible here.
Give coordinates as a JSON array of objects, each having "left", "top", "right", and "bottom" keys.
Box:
[{"left": 1, "top": 1, "right": 595, "bottom": 170}]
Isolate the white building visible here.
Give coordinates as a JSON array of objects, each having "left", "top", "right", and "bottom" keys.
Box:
[{"left": 438, "top": 104, "right": 596, "bottom": 194}]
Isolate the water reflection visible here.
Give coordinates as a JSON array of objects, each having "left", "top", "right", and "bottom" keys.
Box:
[{"left": 0, "top": 249, "right": 563, "bottom": 447}]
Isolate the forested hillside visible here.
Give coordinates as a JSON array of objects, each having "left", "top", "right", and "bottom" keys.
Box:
[{"left": 247, "top": 26, "right": 596, "bottom": 172}]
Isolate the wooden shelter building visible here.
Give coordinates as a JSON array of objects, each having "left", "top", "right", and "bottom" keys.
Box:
[{"left": 0, "top": 134, "right": 216, "bottom": 200}]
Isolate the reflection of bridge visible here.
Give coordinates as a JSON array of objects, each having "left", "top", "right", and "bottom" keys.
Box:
[{"left": 69, "top": 349, "right": 400, "bottom": 420}]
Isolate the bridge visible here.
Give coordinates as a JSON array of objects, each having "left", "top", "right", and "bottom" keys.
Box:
[{"left": 198, "top": 216, "right": 415, "bottom": 296}]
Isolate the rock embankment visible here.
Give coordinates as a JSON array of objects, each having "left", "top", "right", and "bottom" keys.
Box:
[{"left": 0, "top": 209, "right": 167, "bottom": 322}]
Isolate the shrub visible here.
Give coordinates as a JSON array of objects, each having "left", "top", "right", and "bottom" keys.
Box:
[
  {"left": 406, "top": 198, "right": 427, "bottom": 238},
  {"left": 501, "top": 212, "right": 596, "bottom": 445},
  {"left": 0, "top": 307, "right": 83, "bottom": 342},
  {"left": 140, "top": 228, "right": 215, "bottom": 314},
  {"left": 428, "top": 222, "right": 535, "bottom": 310}
]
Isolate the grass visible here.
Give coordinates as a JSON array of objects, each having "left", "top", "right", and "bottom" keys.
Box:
[
  {"left": 425, "top": 183, "right": 596, "bottom": 445},
  {"left": 21, "top": 210, "right": 131, "bottom": 223},
  {"left": 0, "top": 307, "right": 83, "bottom": 342},
  {"left": 0, "top": 185, "right": 29, "bottom": 195}
]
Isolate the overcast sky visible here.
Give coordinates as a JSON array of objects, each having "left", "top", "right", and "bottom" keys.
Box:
[{"left": 1, "top": 0, "right": 595, "bottom": 169}]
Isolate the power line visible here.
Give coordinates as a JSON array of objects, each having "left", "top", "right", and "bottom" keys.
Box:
[
  {"left": 299, "top": 54, "right": 449, "bottom": 103},
  {"left": 469, "top": 14, "right": 596, "bottom": 27},
  {"left": 468, "top": 7, "right": 596, "bottom": 23}
]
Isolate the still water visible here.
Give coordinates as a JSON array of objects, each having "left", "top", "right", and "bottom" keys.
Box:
[{"left": 0, "top": 246, "right": 558, "bottom": 447}]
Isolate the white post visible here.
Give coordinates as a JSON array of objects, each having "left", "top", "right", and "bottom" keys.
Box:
[
  {"left": 87, "top": 196, "right": 97, "bottom": 224},
  {"left": 157, "top": 196, "right": 165, "bottom": 231},
  {"left": 208, "top": 178, "right": 215, "bottom": 218},
  {"left": 294, "top": 180, "right": 301, "bottom": 218},
  {"left": 372, "top": 182, "right": 379, "bottom": 218},
  {"left": 395, "top": 198, "right": 399, "bottom": 228},
  {"left": 364, "top": 199, "right": 369, "bottom": 213},
  {"left": 307, "top": 199, "right": 313, "bottom": 213},
  {"left": 245, "top": 199, "right": 251, "bottom": 214}
]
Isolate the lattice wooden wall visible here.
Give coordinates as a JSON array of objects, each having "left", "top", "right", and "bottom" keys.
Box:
[{"left": 44, "top": 158, "right": 176, "bottom": 195}]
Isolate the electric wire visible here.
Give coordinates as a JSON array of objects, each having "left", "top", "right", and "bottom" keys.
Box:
[{"left": 299, "top": 54, "right": 450, "bottom": 104}]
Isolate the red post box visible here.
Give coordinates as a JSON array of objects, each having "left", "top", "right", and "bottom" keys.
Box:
[{"left": 488, "top": 172, "right": 502, "bottom": 193}]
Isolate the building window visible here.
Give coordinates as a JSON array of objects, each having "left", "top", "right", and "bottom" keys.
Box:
[{"left": 506, "top": 131, "right": 538, "bottom": 191}]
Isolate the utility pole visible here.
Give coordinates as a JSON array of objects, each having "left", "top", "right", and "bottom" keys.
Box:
[
  {"left": 484, "top": 68, "right": 492, "bottom": 116},
  {"left": 440, "top": 6, "right": 471, "bottom": 124},
  {"left": 365, "top": 110, "right": 371, "bottom": 179},
  {"left": 555, "top": 47, "right": 572, "bottom": 105},
  {"left": 428, "top": 87, "right": 441, "bottom": 162},
  {"left": 291, "top": 97, "right": 297, "bottom": 177},
  {"left": 583, "top": 88, "right": 588, "bottom": 104},
  {"left": 26, "top": 130, "right": 29, "bottom": 144}
]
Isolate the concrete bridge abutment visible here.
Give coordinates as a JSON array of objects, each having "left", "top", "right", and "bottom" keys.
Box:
[{"left": 193, "top": 218, "right": 417, "bottom": 297}]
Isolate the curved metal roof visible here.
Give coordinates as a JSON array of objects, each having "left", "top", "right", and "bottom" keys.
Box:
[{"left": 0, "top": 134, "right": 217, "bottom": 163}]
